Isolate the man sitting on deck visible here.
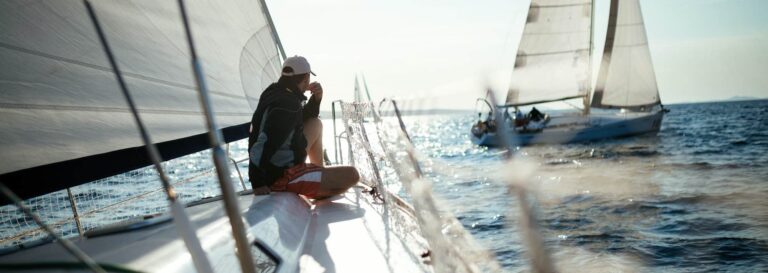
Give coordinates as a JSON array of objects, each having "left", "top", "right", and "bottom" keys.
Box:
[{"left": 249, "top": 56, "right": 360, "bottom": 199}]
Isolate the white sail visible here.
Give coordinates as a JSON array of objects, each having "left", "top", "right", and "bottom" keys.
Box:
[
  {"left": 592, "top": 0, "right": 660, "bottom": 110},
  {"left": 506, "top": 0, "right": 593, "bottom": 106},
  {"left": 0, "top": 0, "right": 281, "bottom": 193}
]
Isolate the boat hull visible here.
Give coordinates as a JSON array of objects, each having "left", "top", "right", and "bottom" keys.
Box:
[
  {"left": 0, "top": 189, "right": 431, "bottom": 273},
  {"left": 471, "top": 110, "right": 664, "bottom": 147}
]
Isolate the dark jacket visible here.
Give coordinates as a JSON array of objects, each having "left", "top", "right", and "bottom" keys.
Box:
[{"left": 248, "top": 81, "right": 321, "bottom": 188}]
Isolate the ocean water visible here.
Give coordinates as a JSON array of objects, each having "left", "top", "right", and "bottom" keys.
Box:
[{"left": 407, "top": 100, "right": 768, "bottom": 272}]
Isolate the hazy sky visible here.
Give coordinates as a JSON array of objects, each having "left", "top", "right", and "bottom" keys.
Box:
[{"left": 267, "top": 0, "right": 768, "bottom": 111}]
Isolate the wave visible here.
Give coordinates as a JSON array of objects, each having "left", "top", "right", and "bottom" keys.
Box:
[
  {"left": 634, "top": 237, "right": 768, "bottom": 268},
  {"left": 651, "top": 218, "right": 750, "bottom": 235},
  {"left": 545, "top": 217, "right": 594, "bottom": 231},
  {"left": 659, "top": 162, "right": 758, "bottom": 170}
]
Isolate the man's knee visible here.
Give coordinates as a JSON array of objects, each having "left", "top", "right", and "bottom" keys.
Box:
[{"left": 347, "top": 167, "right": 360, "bottom": 186}]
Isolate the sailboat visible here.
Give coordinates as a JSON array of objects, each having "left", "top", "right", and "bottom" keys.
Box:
[
  {"left": 471, "top": 0, "right": 667, "bottom": 147},
  {"left": 0, "top": 1, "right": 505, "bottom": 273}
]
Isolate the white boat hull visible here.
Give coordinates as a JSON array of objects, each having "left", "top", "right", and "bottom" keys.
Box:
[
  {"left": 0, "top": 188, "right": 431, "bottom": 273},
  {"left": 471, "top": 110, "right": 664, "bottom": 147}
]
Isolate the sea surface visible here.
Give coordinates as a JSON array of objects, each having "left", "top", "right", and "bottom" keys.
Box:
[
  {"left": 2, "top": 100, "right": 766, "bottom": 272},
  {"left": 406, "top": 100, "right": 768, "bottom": 272}
]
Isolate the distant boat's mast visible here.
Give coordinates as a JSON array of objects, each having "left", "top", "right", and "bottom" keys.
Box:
[
  {"left": 362, "top": 74, "right": 374, "bottom": 104},
  {"left": 354, "top": 75, "right": 362, "bottom": 103},
  {"left": 592, "top": 0, "right": 619, "bottom": 109},
  {"left": 584, "top": 0, "right": 596, "bottom": 115}
]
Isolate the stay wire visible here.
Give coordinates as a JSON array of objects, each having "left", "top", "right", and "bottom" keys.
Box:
[
  {"left": 82, "top": 1, "right": 214, "bottom": 272},
  {"left": 175, "top": 0, "right": 257, "bottom": 272},
  {"left": 485, "top": 89, "right": 557, "bottom": 273}
]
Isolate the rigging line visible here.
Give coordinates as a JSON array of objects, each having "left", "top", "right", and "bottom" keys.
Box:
[
  {"left": 533, "top": 2, "right": 591, "bottom": 8},
  {"left": 81, "top": 1, "right": 214, "bottom": 273},
  {"left": 175, "top": 1, "right": 257, "bottom": 273},
  {"left": 0, "top": 183, "right": 107, "bottom": 273},
  {"left": 517, "top": 48, "right": 590, "bottom": 57},
  {"left": 585, "top": 0, "right": 595, "bottom": 115},
  {"left": 562, "top": 99, "right": 585, "bottom": 111},
  {"left": 258, "top": 0, "right": 287, "bottom": 60},
  {"left": 525, "top": 29, "right": 592, "bottom": 35},
  {"left": 624, "top": 0, "right": 631, "bottom": 119}
]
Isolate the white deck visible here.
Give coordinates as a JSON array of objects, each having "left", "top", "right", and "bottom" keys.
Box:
[{"left": 0, "top": 187, "right": 430, "bottom": 273}]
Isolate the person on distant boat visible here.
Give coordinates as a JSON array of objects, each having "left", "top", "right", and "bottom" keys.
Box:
[
  {"left": 248, "top": 56, "right": 360, "bottom": 199},
  {"left": 522, "top": 107, "right": 549, "bottom": 131},
  {"left": 527, "top": 107, "right": 545, "bottom": 122},
  {"left": 513, "top": 110, "right": 527, "bottom": 127},
  {"left": 471, "top": 111, "right": 497, "bottom": 137}
]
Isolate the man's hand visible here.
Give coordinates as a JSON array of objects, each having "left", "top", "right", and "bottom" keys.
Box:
[
  {"left": 308, "top": 82, "right": 323, "bottom": 100},
  {"left": 253, "top": 185, "right": 271, "bottom": 195}
]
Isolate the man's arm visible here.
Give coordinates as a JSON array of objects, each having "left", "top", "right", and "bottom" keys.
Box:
[
  {"left": 303, "top": 82, "right": 323, "bottom": 121},
  {"left": 303, "top": 96, "right": 321, "bottom": 121}
]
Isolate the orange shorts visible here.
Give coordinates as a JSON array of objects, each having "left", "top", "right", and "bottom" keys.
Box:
[{"left": 270, "top": 163, "right": 324, "bottom": 198}]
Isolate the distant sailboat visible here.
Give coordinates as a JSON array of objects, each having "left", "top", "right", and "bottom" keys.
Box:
[
  {"left": 471, "top": 0, "right": 666, "bottom": 146},
  {"left": 353, "top": 74, "right": 376, "bottom": 104},
  {"left": 353, "top": 74, "right": 375, "bottom": 122}
]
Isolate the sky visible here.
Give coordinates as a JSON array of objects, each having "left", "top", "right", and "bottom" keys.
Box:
[{"left": 267, "top": 0, "right": 768, "bottom": 112}]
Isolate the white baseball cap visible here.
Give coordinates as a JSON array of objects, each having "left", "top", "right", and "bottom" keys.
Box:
[{"left": 281, "top": 56, "right": 316, "bottom": 76}]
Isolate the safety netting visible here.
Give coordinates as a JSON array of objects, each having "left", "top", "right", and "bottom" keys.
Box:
[
  {"left": 339, "top": 101, "right": 503, "bottom": 273},
  {"left": 0, "top": 144, "right": 251, "bottom": 250}
]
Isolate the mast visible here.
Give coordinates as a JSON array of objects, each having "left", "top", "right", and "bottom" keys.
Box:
[
  {"left": 354, "top": 75, "right": 362, "bottom": 103},
  {"left": 591, "top": 0, "right": 618, "bottom": 109},
  {"left": 584, "top": 0, "right": 595, "bottom": 115},
  {"left": 259, "top": 0, "right": 287, "bottom": 60},
  {"left": 362, "top": 74, "right": 375, "bottom": 105}
]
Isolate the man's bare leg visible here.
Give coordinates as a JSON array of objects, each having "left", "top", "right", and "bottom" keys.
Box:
[
  {"left": 304, "top": 118, "right": 324, "bottom": 166},
  {"left": 304, "top": 118, "right": 359, "bottom": 198},
  {"left": 315, "top": 166, "right": 360, "bottom": 199}
]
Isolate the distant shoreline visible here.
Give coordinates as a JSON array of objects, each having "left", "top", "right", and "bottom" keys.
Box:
[
  {"left": 320, "top": 108, "right": 476, "bottom": 118},
  {"left": 667, "top": 97, "right": 768, "bottom": 106},
  {"left": 319, "top": 97, "right": 767, "bottom": 117}
]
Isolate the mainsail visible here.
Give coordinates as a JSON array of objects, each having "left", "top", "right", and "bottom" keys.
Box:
[
  {"left": 0, "top": 0, "right": 282, "bottom": 199},
  {"left": 506, "top": 0, "right": 593, "bottom": 106},
  {"left": 592, "top": 0, "right": 660, "bottom": 110}
]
